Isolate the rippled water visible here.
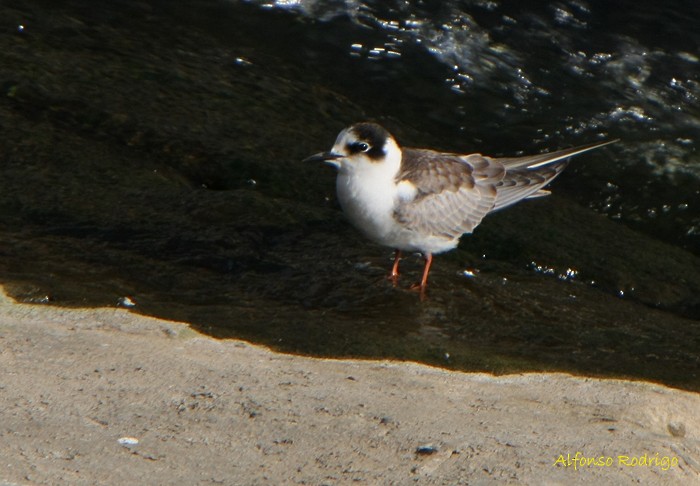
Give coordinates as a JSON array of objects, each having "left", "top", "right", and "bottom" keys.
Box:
[{"left": 1, "top": 0, "right": 699, "bottom": 390}]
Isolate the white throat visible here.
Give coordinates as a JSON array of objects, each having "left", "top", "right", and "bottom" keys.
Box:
[{"left": 335, "top": 138, "right": 404, "bottom": 245}]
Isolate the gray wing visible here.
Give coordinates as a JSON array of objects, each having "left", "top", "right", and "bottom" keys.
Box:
[
  {"left": 494, "top": 139, "right": 618, "bottom": 169},
  {"left": 393, "top": 149, "right": 505, "bottom": 239},
  {"left": 492, "top": 139, "right": 617, "bottom": 211},
  {"left": 492, "top": 162, "right": 569, "bottom": 211},
  {"left": 394, "top": 140, "right": 617, "bottom": 238}
]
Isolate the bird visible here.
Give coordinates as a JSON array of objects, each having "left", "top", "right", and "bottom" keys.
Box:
[{"left": 305, "top": 122, "right": 617, "bottom": 297}]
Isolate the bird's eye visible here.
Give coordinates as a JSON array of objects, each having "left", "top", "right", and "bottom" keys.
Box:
[{"left": 350, "top": 142, "right": 370, "bottom": 153}]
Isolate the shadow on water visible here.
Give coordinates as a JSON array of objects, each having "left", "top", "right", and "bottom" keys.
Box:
[{"left": 1, "top": 0, "right": 699, "bottom": 391}]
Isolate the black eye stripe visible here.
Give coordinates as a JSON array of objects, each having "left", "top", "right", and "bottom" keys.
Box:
[{"left": 348, "top": 141, "right": 370, "bottom": 153}]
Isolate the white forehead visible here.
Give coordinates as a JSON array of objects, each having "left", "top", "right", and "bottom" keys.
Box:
[{"left": 333, "top": 127, "right": 357, "bottom": 147}]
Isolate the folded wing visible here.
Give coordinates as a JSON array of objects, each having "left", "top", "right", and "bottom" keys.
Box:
[
  {"left": 393, "top": 149, "right": 504, "bottom": 239},
  {"left": 491, "top": 139, "right": 617, "bottom": 211},
  {"left": 394, "top": 140, "right": 616, "bottom": 238}
]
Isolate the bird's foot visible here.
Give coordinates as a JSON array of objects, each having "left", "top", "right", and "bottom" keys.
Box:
[
  {"left": 387, "top": 250, "right": 401, "bottom": 287},
  {"left": 408, "top": 282, "right": 428, "bottom": 301}
]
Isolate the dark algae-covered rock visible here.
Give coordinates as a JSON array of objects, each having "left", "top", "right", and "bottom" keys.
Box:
[{"left": 0, "top": 0, "right": 698, "bottom": 390}]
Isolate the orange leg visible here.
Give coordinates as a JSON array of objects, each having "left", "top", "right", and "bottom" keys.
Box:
[
  {"left": 419, "top": 253, "right": 433, "bottom": 296},
  {"left": 389, "top": 249, "right": 401, "bottom": 285},
  {"left": 409, "top": 253, "right": 433, "bottom": 299}
]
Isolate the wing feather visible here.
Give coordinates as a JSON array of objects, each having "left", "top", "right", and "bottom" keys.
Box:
[
  {"left": 495, "top": 139, "right": 618, "bottom": 169},
  {"left": 393, "top": 150, "right": 503, "bottom": 239},
  {"left": 392, "top": 140, "right": 616, "bottom": 239},
  {"left": 492, "top": 161, "right": 569, "bottom": 211}
]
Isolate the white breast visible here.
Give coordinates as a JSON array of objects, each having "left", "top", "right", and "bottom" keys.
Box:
[
  {"left": 336, "top": 162, "right": 402, "bottom": 246},
  {"left": 333, "top": 138, "right": 460, "bottom": 255}
]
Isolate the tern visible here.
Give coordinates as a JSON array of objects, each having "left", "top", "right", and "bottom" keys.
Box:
[{"left": 305, "top": 122, "right": 616, "bottom": 296}]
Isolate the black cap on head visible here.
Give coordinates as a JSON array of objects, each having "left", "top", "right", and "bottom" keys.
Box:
[{"left": 349, "top": 122, "right": 390, "bottom": 160}]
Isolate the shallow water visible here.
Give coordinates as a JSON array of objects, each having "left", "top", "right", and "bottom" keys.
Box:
[{"left": 0, "top": 0, "right": 698, "bottom": 390}]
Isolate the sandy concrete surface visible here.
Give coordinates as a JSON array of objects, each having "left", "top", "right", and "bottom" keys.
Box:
[{"left": 0, "top": 288, "right": 698, "bottom": 486}]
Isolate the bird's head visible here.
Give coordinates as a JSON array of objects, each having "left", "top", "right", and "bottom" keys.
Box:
[{"left": 304, "top": 122, "right": 401, "bottom": 174}]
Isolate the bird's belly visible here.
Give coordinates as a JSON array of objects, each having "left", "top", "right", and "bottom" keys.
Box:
[{"left": 336, "top": 174, "right": 457, "bottom": 254}]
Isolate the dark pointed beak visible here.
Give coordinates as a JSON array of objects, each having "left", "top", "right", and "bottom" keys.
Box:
[{"left": 303, "top": 152, "right": 343, "bottom": 164}]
